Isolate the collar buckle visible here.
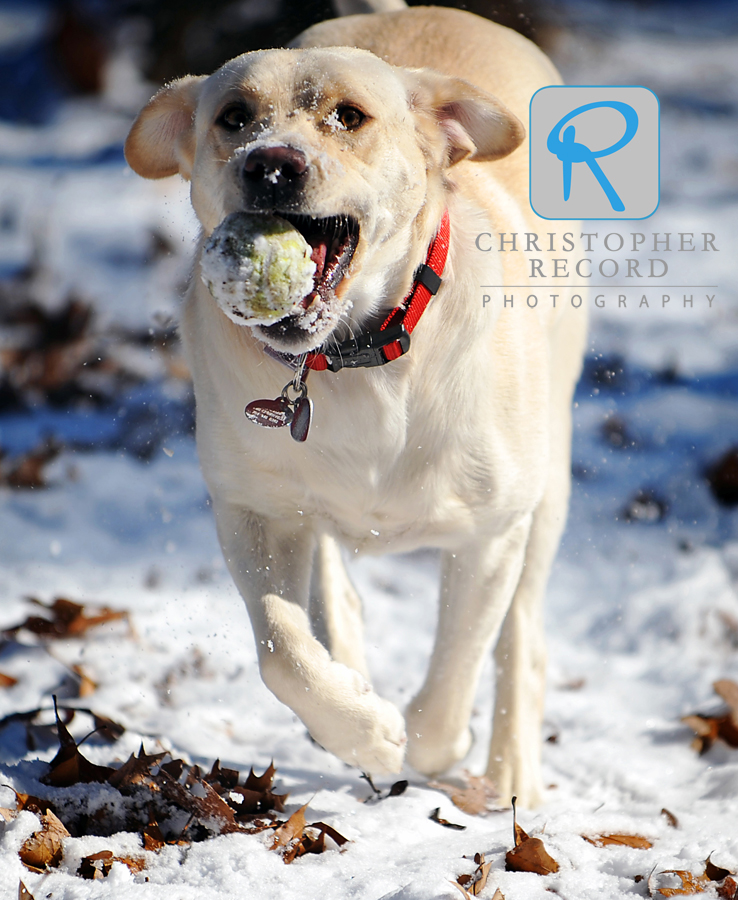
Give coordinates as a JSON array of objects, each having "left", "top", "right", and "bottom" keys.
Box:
[{"left": 324, "top": 324, "right": 411, "bottom": 372}]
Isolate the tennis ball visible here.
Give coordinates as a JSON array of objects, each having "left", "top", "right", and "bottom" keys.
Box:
[{"left": 201, "top": 212, "right": 316, "bottom": 325}]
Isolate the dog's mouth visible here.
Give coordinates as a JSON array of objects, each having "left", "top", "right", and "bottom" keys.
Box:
[{"left": 257, "top": 213, "right": 359, "bottom": 347}]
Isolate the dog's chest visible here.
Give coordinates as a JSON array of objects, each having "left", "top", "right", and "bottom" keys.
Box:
[{"left": 225, "top": 369, "right": 539, "bottom": 551}]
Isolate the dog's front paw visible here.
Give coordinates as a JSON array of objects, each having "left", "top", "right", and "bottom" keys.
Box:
[{"left": 309, "top": 681, "right": 407, "bottom": 776}]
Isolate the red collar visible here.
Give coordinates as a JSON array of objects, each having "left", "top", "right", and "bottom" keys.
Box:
[{"left": 299, "top": 209, "right": 450, "bottom": 372}]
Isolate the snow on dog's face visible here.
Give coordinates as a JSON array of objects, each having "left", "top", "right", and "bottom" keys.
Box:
[{"left": 125, "top": 47, "right": 523, "bottom": 353}]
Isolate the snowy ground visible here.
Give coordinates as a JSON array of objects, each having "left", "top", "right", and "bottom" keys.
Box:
[{"left": 1, "top": 2, "right": 738, "bottom": 898}]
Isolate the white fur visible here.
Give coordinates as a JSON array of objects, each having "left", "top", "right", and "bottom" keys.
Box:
[{"left": 125, "top": 7, "right": 588, "bottom": 807}]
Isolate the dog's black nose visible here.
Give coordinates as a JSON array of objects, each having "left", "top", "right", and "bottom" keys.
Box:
[{"left": 243, "top": 145, "right": 308, "bottom": 186}]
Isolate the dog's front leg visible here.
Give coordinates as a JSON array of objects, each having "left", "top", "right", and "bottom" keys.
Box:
[
  {"left": 309, "top": 534, "right": 370, "bottom": 680},
  {"left": 405, "top": 517, "right": 532, "bottom": 778},
  {"left": 212, "top": 501, "right": 406, "bottom": 775}
]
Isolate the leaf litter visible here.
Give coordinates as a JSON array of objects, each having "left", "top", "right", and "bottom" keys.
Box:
[{"left": 1, "top": 702, "right": 348, "bottom": 879}]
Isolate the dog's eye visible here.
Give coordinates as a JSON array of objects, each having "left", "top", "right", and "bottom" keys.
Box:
[
  {"left": 218, "top": 105, "right": 251, "bottom": 131},
  {"left": 335, "top": 105, "right": 365, "bottom": 131}
]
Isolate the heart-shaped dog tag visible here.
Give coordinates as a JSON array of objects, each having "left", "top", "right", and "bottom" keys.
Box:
[
  {"left": 245, "top": 397, "right": 293, "bottom": 428},
  {"left": 289, "top": 396, "right": 313, "bottom": 442}
]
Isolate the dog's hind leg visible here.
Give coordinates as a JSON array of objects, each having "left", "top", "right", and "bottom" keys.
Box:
[
  {"left": 487, "top": 326, "right": 581, "bottom": 808},
  {"left": 309, "top": 533, "right": 370, "bottom": 680},
  {"left": 212, "top": 501, "right": 405, "bottom": 774},
  {"left": 487, "top": 449, "right": 571, "bottom": 807},
  {"left": 486, "top": 487, "right": 566, "bottom": 809},
  {"left": 405, "top": 518, "right": 532, "bottom": 779}
]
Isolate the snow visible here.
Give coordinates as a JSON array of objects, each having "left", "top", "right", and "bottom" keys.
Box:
[{"left": 1, "top": 2, "right": 738, "bottom": 898}]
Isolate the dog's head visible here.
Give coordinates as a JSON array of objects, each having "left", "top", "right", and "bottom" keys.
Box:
[{"left": 126, "top": 47, "right": 523, "bottom": 354}]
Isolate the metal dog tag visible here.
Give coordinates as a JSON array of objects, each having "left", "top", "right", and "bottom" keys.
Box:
[
  {"left": 246, "top": 357, "right": 312, "bottom": 439},
  {"left": 244, "top": 397, "right": 293, "bottom": 428},
  {"left": 289, "top": 396, "right": 313, "bottom": 442}
]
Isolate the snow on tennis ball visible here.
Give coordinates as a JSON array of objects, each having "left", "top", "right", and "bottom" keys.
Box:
[{"left": 201, "top": 212, "right": 316, "bottom": 325}]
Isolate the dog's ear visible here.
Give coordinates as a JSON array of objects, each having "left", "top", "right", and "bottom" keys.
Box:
[
  {"left": 125, "top": 76, "right": 205, "bottom": 180},
  {"left": 404, "top": 68, "right": 525, "bottom": 166}
]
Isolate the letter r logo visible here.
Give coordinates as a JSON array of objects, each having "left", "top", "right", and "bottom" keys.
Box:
[{"left": 529, "top": 86, "right": 660, "bottom": 220}]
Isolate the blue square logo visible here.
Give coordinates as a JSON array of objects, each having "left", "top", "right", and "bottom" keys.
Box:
[{"left": 529, "top": 86, "right": 660, "bottom": 220}]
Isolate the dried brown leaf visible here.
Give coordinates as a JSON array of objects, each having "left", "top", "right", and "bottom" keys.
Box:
[
  {"left": 661, "top": 809, "right": 679, "bottom": 828},
  {"left": 271, "top": 806, "right": 349, "bottom": 864},
  {"left": 3, "top": 440, "right": 60, "bottom": 489},
  {"left": 683, "top": 713, "right": 738, "bottom": 753},
  {"left": 114, "top": 855, "right": 146, "bottom": 874},
  {"left": 309, "top": 822, "right": 349, "bottom": 849},
  {"left": 717, "top": 875, "right": 738, "bottom": 899},
  {"left": 505, "top": 797, "right": 559, "bottom": 876},
  {"left": 284, "top": 827, "right": 325, "bottom": 864},
  {"left": 506, "top": 836, "right": 560, "bottom": 875},
  {"left": 245, "top": 762, "right": 277, "bottom": 794},
  {"left": 107, "top": 745, "right": 167, "bottom": 790},
  {"left": 492, "top": 890, "right": 506, "bottom": 900},
  {"left": 13, "top": 792, "right": 49, "bottom": 815},
  {"left": 78, "top": 850, "right": 114, "bottom": 880},
  {"left": 0, "top": 789, "right": 49, "bottom": 824},
  {"left": 19, "top": 810, "right": 69, "bottom": 870},
  {"left": 705, "top": 854, "right": 733, "bottom": 882},
  {"left": 142, "top": 812, "right": 165, "bottom": 852},
  {"left": 161, "top": 757, "right": 184, "bottom": 781},
  {"left": 3, "top": 596, "right": 129, "bottom": 641},
  {"left": 430, "top": 807, "right": 466, "bottom": 830},
  {"left": 430, "top": 772, "right": 498, "bottom": 816},
  {"left": 0, "top": 671, "right": 18, "bottom": 688},
  {"left": 456, "top": 853, "right": 492, "bottom": 896},
  {"left": 230, "top": 783, "right": 288, "bottom": 815},
  {"left": 88, "top": 712, "right": 125, "bottom": 742},
  {"left": 684, "top": 680, "right": 738, "bottom": 753},
  {"left": 682, "top": 715, "right": 718, "bottom": 739},
  {"left": 71, "top": 665, "right": 97, "bottom": 698},
  {"left": 450, "top": 882, "right": 472, "bottom": 899},
  {"left": 185, "top": 778, "right": 240, "bottom": 834},
  {"left": 77, "top": 850, "right": 147, "bottom": 879},
  {"left": 271, "top": 804, "right": 308, "bottom": 850},
  {"left": 649, "top": 869, "right": 708, "bottom": 897},
  {"left": 18, "top": 882, "right": 35, "bottom": 900},
  {"left": 583, "top": 833, "right": 653, "bottom": 849},
  {"left": 714, "top": 680, "right": 738, "bottom": 720},
  {"left": 0, "top": 705, "right": 123, "bottom": 755},
  {"left": 225, "top": 761, "right": 288, "bottom": 817},
  {"left": 388, "top": 780, "right": 408, "bottom": 797},
  {"left": 513, "top": 815, "right": 528, "bottom": 847},
  {"left": 42, "top": 700, "right": 114, "bottom": 787},
  {"left": 205, "top": 759, "right": 240, "bottom": 792}
]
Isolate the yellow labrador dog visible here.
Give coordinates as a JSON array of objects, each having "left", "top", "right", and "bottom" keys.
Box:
[{"left": 125, "top": 1, "right": 586, "bottom": 807}]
